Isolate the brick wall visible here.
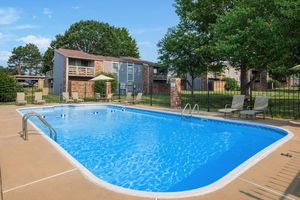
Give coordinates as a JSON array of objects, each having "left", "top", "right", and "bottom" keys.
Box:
[
  {"left": 142, "top": 64, "right": 153, "bottom": 95},
  {"left": 95, "top": 60, "right": 104, "bottom": 75},
  {"left": 212, "top": 80, "right": 225, "bottom": 91},
  {"left": 68, "top": 80, "right": 94, "bottom": 97},
  {"left": 153, "top": 81, "right": 169, "bottom": 94}
]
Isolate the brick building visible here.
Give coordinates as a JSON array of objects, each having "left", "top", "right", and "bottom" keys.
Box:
[{"left": 52, "top": 48, "right": 160, "bottom": 97}]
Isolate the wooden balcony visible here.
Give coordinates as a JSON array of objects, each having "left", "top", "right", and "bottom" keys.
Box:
[
  {"left": 153, "top": 74, "right": 167, "bottom": 81},
  {"left": 68, "top": 65, "right": 94, "bottom": 77}
]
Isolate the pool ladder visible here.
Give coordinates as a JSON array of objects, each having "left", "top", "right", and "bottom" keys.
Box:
[
  {"left": 22, "top": 112, "right": 57, "bottom": 141},
  {"left": 181, "top": 103, "right": 199, "bottom": 117}
]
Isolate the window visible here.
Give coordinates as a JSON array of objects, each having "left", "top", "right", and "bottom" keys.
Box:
[
  {"left": 69, "top": 58, "right": 91, "bottom": 67},
  {"left": 127, "top": 63, "right": 134, "bottom": 81},
  {"left": 112, "top": 63, "right": 119, "bottom": 80}
]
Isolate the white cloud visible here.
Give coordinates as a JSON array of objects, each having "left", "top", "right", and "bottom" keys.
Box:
[
  {"left": 18, "top": 35, "right": 51, "bottom": 50},
  {"left": 15, "top": 24, "right": 37, "bottom": 30},
  {"left": 43, "top": 8, "right": 52, "bottom": 18},
  {"left": 72, "top": 6, "right": 80, "bottom": 10},
  {"left": 0, "top": 8, "right": 19, "bottom": 25},
  {"left": 0, "top": 51, "right": 11, "bottom": 62}
]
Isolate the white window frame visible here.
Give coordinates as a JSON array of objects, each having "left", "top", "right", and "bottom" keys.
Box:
[{"left": 127, "top": 62, "right": 134, "bottom": 82}]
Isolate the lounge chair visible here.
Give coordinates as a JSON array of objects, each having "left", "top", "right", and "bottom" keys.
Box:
[
  {"left": 34, "top": 92, "right": 45, "bottom": 104},
  {"left": 62, "top": 92, "right": 74, "bottom": 103},
  {"left": 106, "top": 93, "right": 113, "bottom": 102},
  {"left": 218, "top": 95, "right": 245, "bottom": 117},
  {"left": 135, "top": 92, "right": 143, "bottom": 103},
  {"left": 16, "top": 92, "right": 27, "bottom": 105},
  {"left": 239, "top": 96, "right": 270, "bottom": 119},
  {"left": 72, "top": 92, "right": 84, "bottom": 102},
  {"left": 124, "top": 92, "right": 132, "bottom": 103},
  {"left": 95, "top": 93, "right": 102, "bottom": 101}
]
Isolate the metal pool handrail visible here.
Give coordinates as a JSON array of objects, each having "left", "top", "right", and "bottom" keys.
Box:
[
  {"left": 181, "top": 103, "right": 192, "bottom": 117},
  {"left": 191, "top": 104, "right": 199, "bottom": 116},
  {"left": 22, "top": 112, "right": 57, "bottom": 141}
]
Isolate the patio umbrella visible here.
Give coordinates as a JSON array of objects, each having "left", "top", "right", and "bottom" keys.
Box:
[
  {"left": 290, "top": 64, "right": 300, "bottom": 71},
  {"left": 90, "top": 74, "right": 114, "bottom": 81}
]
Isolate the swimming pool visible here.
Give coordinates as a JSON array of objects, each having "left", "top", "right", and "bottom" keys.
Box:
[{"left": 18, "top": 104, "right": 292, "bottom": 198}]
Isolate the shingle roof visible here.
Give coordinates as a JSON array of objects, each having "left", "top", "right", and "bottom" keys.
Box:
[
  {"left": 56, "top": 48, "right": 157, "bottom": 66},
  {"left": 56, "top": 48, "right": 103, "bottom": 61}
]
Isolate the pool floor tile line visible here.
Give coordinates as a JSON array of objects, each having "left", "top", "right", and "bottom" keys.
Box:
[
  {"left": 3, "top": 168, "right": 77, "bottom": 193},
  {"left": 238, "top": 177, "right": 296, "bottom": 200}
]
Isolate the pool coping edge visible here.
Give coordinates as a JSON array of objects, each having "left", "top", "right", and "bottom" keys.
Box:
[{"left": 16, "top": 104, "right": 294, "bottom": 199}]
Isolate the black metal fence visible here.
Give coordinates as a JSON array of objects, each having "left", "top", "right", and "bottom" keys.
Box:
[
  {"left": 111, "top": 82, "right": 170, "bottom": 107},
  {"left": 181, "top": 76, "right": 300, "bottom": 119},
  {"left": 3, "top": 74, "right": 299, "bottom": 119}
]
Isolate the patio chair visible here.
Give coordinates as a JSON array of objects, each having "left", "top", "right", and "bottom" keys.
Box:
[
  {"left": 72, "top": 92, "right": 84, "bottom": 102},
  {"left": 62, "top": 92, "right": 74, "bottom": 103},
  {"left": 218, "top": 95, "right": 245, "bottom": 117},
  {"left": 95, "top": 93, "right": 102, "bottom": 101},
  {"left": 124, "top": 92, "right": 132, "bottom": 103},
  {"left": 239, "top": 96, "right": 270, "bottom": 119},
  {"left": 34, "top": 92, "right": 45, "bottom": 104},
  {"left": 135, "top": 92, "right": 143, "bottom": 103},
  {"left": 16, "top": 92, "right": 27, "bottom": 105}
]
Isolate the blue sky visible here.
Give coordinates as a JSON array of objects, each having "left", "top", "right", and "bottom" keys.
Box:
[{"left": 0, "top": 0, "right": 179, "bottom": 66}]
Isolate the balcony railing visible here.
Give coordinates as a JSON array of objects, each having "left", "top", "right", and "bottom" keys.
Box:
[
  {"left": 153, "top": 74, "right": 167, "bottom": 81},
  {"left": 68, "top": 65, "right": 94, "bottom": 77}
]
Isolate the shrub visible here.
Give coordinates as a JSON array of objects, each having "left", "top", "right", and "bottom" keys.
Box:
[
  {"left": 94, "top": 72, "right": 117, "bottom": 94},
  {"left": 223, "top": 77, "right": 239, "bottom": 90},
  {"left": 0, "top": 71, "right": 23, "bottom": 102},
  {"left": 268, "top": 79, "right": 280, "bottom": 88}
]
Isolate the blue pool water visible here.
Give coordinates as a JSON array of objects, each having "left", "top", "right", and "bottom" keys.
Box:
[{"left": 20, "top": 105, "right": 287, "bottom": 192}]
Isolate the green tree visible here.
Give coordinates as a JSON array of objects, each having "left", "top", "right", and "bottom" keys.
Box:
[
  {"left": 0, "top": 71, "right": 23, "bottom": 102},
  {"left": 158, "top": 0, "right": 234, "bottom": 95},
  {"left": 8, "top": 44, "right": 42, "bottom": 75},
  {"left": 44, "top": 20, "right": 139, "bottom": 72},
  {"left": 158, "top": 25, "right": 210, "bottom": 94},
  {"left": 8, "top": 46, "right": 26, "bottom": 75},
  {"left": 212, "top": 0, "right": 300, "bottom": 97},
  {"left": 23, "top": 44, "right": 42, "bottom": 75},
  {"left": 41, "top": 48, "right": 54, "bottom": 74}
]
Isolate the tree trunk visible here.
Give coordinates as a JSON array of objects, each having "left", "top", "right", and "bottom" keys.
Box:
[
  {"left": 17, "top": 64, "right": 21, "bottom": 75},
  {"left": 240, "top": 63, "right": 250, "bottom": 99}
]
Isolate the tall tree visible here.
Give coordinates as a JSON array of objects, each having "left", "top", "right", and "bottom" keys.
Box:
[
  {"left": 23, "top": 44, "right": 42, "bottom": 75},
  {"left": 41, "top": 48, "right": 54, "bottom": 74},
  {"left": 158, "top": 25, "right": 211, "bottom": 94},
  {"left": 158, "top": 0, "right": 235, "bottom": 94},
  {"left": 43, "top": 20, "right": 139, "bottom": 73},
  {"left": 8, "top": 44, "right": 42, "bottom": 75},
  {"left": 8, "top": 46, "right": 26, "bottom": 75},
  {"left": 212, "top": 0, "right": 300, "bottom": 97}
]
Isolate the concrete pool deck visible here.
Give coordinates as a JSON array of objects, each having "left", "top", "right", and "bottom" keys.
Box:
[{"left": 0, "top": 104, "right": 299, "bottom": 200}]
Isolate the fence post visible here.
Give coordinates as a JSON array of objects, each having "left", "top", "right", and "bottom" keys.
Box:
[
  {"left": 207, "top": 79, "right": 210, "bottom": 112},
  {"left": 170, "top": 78, "right": 181, "bottom": 108},
  {"left": 132, "top": 83, "right": 135, "bottom": 104},
  {"left": 118, "top": 83, "right": 121, "bottom": 102},
  {"left": 150, "top": 82, "right": 153, "bottom": 106},
  {"left": 31, "top": 85, "right": 34, "bottom": 104}
]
